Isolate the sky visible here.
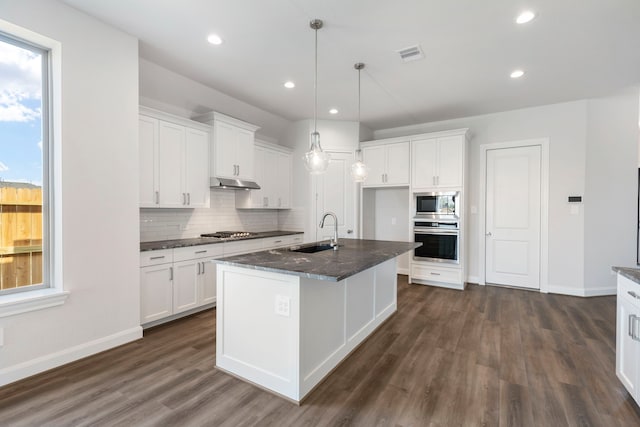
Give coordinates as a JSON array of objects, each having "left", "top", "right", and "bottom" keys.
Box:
[{"left": 0, "top": 38, "right": 43, "bottom": 186}]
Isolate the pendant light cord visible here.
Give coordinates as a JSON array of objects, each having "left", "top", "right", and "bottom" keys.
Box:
[{"left": 314, "top": 25, "right": 318, "bottom": 134}]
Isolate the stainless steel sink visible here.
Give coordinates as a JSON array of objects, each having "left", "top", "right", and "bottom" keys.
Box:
[{"left": 289, "top": 243, "right": 335, "bottom": 253}]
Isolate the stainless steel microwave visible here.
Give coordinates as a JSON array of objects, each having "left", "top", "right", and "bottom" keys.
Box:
[{"left": 415, "top": 192, "right": 459, "bottom": 219}]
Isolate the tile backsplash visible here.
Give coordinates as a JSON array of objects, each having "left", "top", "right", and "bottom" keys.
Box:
[{"left": 140, "top": 189, "right": 303, "bottom": 242}]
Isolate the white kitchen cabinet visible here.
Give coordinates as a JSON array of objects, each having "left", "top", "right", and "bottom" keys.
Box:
[
  {"left": 235, "top": 141, "right": 292, "bottom": 209},
  {"left": 140, "top": 249, "right": 173, "bottom": 324},
  {"left": 362, "top": 141, "right": 409, "bottom": 187},
  {"left": 195, "top": 112, "right": 260, "bottom": 181},
  {"left": 412, "top": 135, "right": 464, "bottom": 190},
  {"left": 139, "top": 107, "right": 210, "bottom": 208},
  {"left": 616, "top": 273, "right": 640, "bottom": 404},
  {"left": 139, "top": 115, "right": 159, "bottom": 207},
  {"left": 140, "top": 234, "right": 303, "bottom": 327}
]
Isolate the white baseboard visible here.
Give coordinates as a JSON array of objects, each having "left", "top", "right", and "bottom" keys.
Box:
[
  {"left": 397, "top": 267, "right": 409, "bottom": 276},
  {"left": 546, "top": 284, "right": 616, "bottom": 297},
  {"left": 0, "top": 326, "right": 143, "bottom": 387}
]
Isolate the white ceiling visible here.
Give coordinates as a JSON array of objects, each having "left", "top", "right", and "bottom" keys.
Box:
[{"left": 62, "top": 0, "right": 640, "bottom": 131}]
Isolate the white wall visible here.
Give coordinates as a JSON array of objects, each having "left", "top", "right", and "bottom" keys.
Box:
[
  {"left": 0, "top": 0, "right": 140, "bottom": 386},
  {"left": 364, "top": 188, "right": 411, "bottom": 272},
  {"left": 374, "top": 92, "right": 639, "bottom": 296},
  {"left": 140, "top": 59, "right": 291, "bottom": 142},
  {"left": 584, "top": 89, "right": 639, "bottom": 292}
]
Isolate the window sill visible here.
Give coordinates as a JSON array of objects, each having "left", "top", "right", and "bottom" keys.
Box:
[{"left": 0, "top": 289, "right": 69, "bottom": 318}]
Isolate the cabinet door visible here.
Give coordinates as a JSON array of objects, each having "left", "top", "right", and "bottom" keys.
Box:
[
  {"left": 385, "top": 142, "right": 410, "bottom": 185},
  {"left": 184, "top": 128, "right": 209, "bottom": 208},
  {"left": 158, "top": 121, "right": 186, "bottom": 207},
  {"left": 140, "top": 264, "right": 173, "bottom": 324},
  {"left": 235, "top": 128, "right": 255, "bottom": 180},
  {"left": 276, "top": 152, "right": 291, "bottom": 208},
  {"left": 200, "top": 258, "right": 217, "bottom": 305},
  {"left": 436, "top": 136, "right": 463, "bottom": 188},
  {"left": 139, "top": 116, "right": 159, "bottom": 207},
  {"left": 362, "top": 146, "right": 386, "bottom": 186},
  {"left": 412, "top": 139, "right": 438, "bottom": 189},
  {"left": 617, "top": 296, "right": 640, "bottom": 397},
  {"left": 252, "top": 145, "right": 267, "bottom": 207},
  {"left": 214, "top": 121, "right": 237, "bottom": 178},
  {"left": 262, "top": 148, "right": 277, "bottom": 207},
  {"left": 173, "top": 260, "right": 200, "bottom": 314}
]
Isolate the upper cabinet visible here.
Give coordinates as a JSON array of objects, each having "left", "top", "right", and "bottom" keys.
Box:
[
  {"left": 195, "top": 112, "right": 260, "bottom": 181},
  {"left": 236, "top": 140, "right": 292, "bottom": 209},
  {"left": 361, "top": 140, "right": 410, "bottom": 187},
  {"left": 411, "top": 131, "right": 467, "bottom": 191},
  {"left": 139, "top": 107, "right": 210, "bottom": 208}
]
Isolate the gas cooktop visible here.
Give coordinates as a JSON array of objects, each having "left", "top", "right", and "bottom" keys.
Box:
[{"left": 200, "top": 231, "right": 258, "bottom": 239}]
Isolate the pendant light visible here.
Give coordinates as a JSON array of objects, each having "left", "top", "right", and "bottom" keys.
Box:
[
  {"left": 303, "top": 19, "right": 330, "bottom": 175},
  {"left": 350, "top": 62, "right": 368, "bottom": 182}
]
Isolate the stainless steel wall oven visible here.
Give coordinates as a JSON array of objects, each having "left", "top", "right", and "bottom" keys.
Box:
[{"left": 413, "top": 220, "right": 459, "bottom": 264}]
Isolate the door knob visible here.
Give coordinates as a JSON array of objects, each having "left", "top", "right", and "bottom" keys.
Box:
[{"left": 347, "top": 229, "right": 353, "bottom": 234}]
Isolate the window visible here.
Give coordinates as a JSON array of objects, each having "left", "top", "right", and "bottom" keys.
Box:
[{"left": 0, "top": 32, "right": 50, "bottom": 296}]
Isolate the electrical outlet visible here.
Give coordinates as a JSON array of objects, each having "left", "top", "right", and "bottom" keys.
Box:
[{"left": 275, "top": 295, "right": 290, "bottom": 317}]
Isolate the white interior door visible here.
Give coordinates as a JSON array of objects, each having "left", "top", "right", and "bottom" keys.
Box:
[
  {"left": 315, "top": 151, "right": 356, "bottom": 241},
  {"left": 485, "top": 145, "right": 541, "bottom": 289}
]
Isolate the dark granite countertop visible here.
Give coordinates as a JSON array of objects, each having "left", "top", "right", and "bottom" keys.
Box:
[
  {"left": 612, "top": 267, "right": 640, "bottom": 285},
  {"left": 140, "top": 230, "right": 303, "bottom": 252},
  {"left": 213, "top": 239, "right": 421, "bottom": 282}
]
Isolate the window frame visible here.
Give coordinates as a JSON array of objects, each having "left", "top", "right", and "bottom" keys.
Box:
[{"left": 0, "top": 19, "right": 66, "bottom": 317}]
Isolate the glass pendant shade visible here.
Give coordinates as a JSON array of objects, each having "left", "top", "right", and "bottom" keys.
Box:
[
  {"left": 350, "top": 159, "right": 368, "bottom": 182},
  {"left": 304, "top": 131, "right": 330, "bottom": 174}
]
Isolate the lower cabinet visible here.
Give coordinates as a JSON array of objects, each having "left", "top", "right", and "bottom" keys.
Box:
[
  {"left": 410, "top": 261, "right": 464, "bottom": 290},
  {"left": 140, "top": 234, "right": 303, "bottom": 327},
  {"left": 616, "top": 273, "right": 640, "bottom": 405}
]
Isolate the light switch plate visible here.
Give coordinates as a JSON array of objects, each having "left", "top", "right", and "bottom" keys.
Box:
[{"left": 275, "top": 295, "right": 290, "bottom": 317}]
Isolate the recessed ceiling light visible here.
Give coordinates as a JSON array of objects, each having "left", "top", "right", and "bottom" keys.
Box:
[
  {"left": 207, "top": 34, "right": 223, "bottom": 45},
  {"left": 329, "top": 108, "right": 339, "bottom": 115},
  {"left": 284, "top": 81, "right": 295, "bottom": 89},
  {"left": 510, "top": 69, "right": 525, "bottom": 79},
  {"left": 516, "top": 10, "right": 536, "bottom": 24}
]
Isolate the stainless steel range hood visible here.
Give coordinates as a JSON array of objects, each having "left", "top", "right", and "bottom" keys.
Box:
[{"left": 210, "top": 177, "right": 260, "bottom": 190}]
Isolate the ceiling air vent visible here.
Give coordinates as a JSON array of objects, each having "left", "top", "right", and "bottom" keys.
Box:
[{"left": 397, "top": 44, "right": 425, "bottom": 62}]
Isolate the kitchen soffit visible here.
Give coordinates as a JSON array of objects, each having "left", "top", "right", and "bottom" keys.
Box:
[{"left": 61, "top": 0, "right": 640, "bottom": 130}]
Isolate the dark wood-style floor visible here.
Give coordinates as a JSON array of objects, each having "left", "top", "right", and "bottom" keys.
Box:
[{"left": 2, "top": 277, "right": 640, "bottom": 426}]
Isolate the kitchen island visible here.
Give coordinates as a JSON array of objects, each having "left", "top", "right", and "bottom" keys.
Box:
[{"left": 213, "top": 239, "right": 419, "bottom": 403}]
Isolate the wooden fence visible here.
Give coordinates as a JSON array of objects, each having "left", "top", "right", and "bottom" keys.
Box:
[{"left": 0, "top": 185, "right": 43, "bottom": 290}]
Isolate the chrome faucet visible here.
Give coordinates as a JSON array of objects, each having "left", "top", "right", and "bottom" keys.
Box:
[{"left": 319, "top": 211, "right": 339, "bottom": 250}]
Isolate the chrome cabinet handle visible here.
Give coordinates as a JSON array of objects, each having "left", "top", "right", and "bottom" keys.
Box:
[
  {"left": 187, "top": 193, "right": 191, "bottom": 205},
  {"left": 628, "top": 291, "right": 640, "bottom": 300},
  {"left": 150, "top": 256, "right": 165, "bottom": 260},
  {"left": 182, "top": 193, "right": 186, "bottom": 205},
  {"left": 430, "top": 272, "right": 441, "bottom": 276},
  {"left": 237, "top": 165, "right": 240, "bottom": 176},
  {"left": 195, "top": 250, "right": 207, "bottom": 254},
  {"left": 169, "top": 266, "right": 173, "bottom": 281},
  {"left": 486, "top": 232, "right": 492, "bottom": 237},
  {"left": 630, "top": 315, "right": 634, "bottom": 338},
  {"left": 155, "top": 191, "right": 159, "bottom": 204},
  {"left": 274, "top": 240, "right": 282, "bottom": 244},
  {"left": 201, "top": 262, "right": 205, "bottom": 274},
  {"left": 347, "top": 229, "right": 353, "bottom": 234}
]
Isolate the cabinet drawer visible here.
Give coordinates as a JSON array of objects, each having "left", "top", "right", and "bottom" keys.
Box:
[
  {"left": 619, "top": 275, "right": 640, "bottom": 307},
  {"left": 263, "top": 234, "right": 303, "bottom": 249},
  {"left": 140, "top": 249, "right": 173, "bottom": 267},
  {"left": 173, "top": 244, "right": 224, "bottom": 262},
  {"left": 224, "top": 239, "right": 264, "bottom": 256},
  {"left": 412, "top": 263, "right": 461, "bottom": 285}
]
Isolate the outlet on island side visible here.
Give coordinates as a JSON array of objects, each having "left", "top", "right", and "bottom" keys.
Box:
[{"left": 275, "top": 295, "right": 290, "bottom": 317}]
